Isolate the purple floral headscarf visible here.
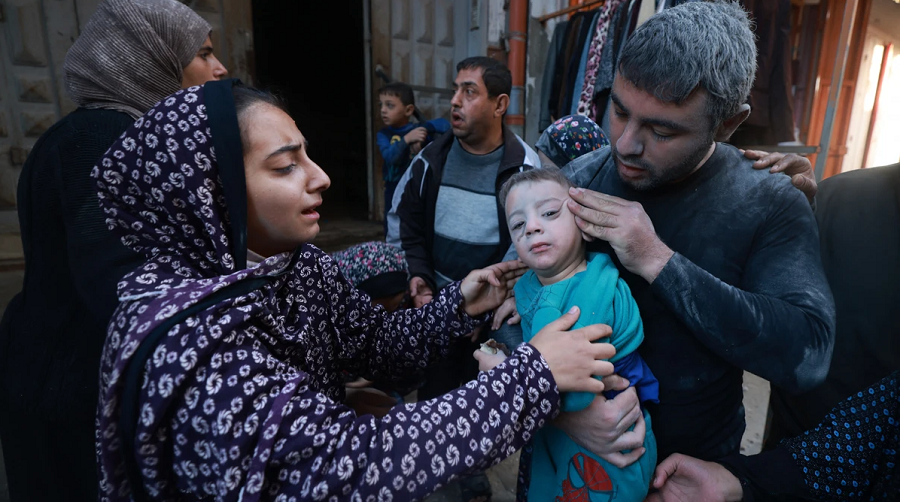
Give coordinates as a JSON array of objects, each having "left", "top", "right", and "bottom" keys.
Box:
[{"left": 91, "top": 80, "right": 561, "bottom": 500}]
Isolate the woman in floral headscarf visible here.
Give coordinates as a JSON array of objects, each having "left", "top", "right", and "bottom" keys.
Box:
[
  {"left": 91, "top": 80, "right": 619, "bottom": 500},
  {"left": 535, "top": 114, "right": 610, "bottom": 168}
]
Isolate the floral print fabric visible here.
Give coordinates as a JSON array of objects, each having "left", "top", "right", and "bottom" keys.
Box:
[
  {"left": 535, "top": 115, "right": 610, "bottom": 168},
  {"left": 577, "top": 0, "right": 624, "bottom": 118},
  {"left": 92, "top": 82, "right": 561, "bottom": 501}
]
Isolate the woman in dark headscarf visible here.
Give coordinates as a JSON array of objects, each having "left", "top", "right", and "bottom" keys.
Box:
[
  {"left": 0, "top": 1, "right": 225, "bottom": 500},
  {"left": 91, "top": 80, "right": 617, "bottom": 500}
]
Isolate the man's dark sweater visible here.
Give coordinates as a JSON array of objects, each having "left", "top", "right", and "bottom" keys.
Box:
[{"left": 562, "top": 143, "right": 835, "bottom": 460}]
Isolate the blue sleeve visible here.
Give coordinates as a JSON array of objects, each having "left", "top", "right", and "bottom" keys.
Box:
[
  {"left": 602, "top": 352, "right": 659, "bottom": 404},
  {"left": 425, "top": 118, "right": 451, "bottom": 134},
  {"left": 376, "top": 129, "right": 408, "bottom": 166}
]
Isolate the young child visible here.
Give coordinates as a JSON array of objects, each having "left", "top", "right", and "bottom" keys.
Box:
[
  {"left": 483, "top": 168, "right": 659, "bottom": 502},
  {"left": 376, "top": 82, "right": 450, "bottom": 224}
]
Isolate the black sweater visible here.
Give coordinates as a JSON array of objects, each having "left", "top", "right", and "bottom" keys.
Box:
[
  {"left": 563, "top": 143, "right": 835, "bottom": 460},
  {"left": 767, "top": 163, "right": 900, "bottom": 447},
  {"left": 0, "top": 108, "right": 144, "bottom": 420}
]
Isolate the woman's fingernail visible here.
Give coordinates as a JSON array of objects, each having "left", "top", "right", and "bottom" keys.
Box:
[{"left": 569, "top": 306, "right": 579, "bottom": 314}]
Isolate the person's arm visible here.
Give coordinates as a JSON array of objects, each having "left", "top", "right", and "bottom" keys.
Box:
[
  {"left": 319, "top": 251, "right": 522, "bottom": 384},
  {"left": 376, "top": 129, "right": 409, "bottom": 167},
  {"left": 425, "top": 118, "right": 451, "bottom": 134},
  {"left": 250, "top": 308, "right": 619, "bottom": 500},
  {"left": 647, "top": 451, "right": 801, "bottom": 502},
  {"left": 386, "top": 158, "right": 438, "bottom": 293},
  {"left": 651, "top": 371, "right": 900, "bottom": 501},
  {"left": 647, "top": 180, "right": 834, "bottom": 393},
  {"left": 743, "top": 149, "right": 817, "bottom": 206},
  {"left": 567, "top": 183, "right": 835, "bottom": 394},
  {"left": 716, "top": 449, "right": 810, "bottom": 502},
  {"left": 253, "top": 343, "right": 562, "bottom": 500}
]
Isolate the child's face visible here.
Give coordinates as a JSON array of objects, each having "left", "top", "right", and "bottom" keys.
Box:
[
  {"left": 379, "top": 94, "right": 412, "bottom": 128},
  {"left": 506, "top": 180, "right": 585, "bottom": 280}
]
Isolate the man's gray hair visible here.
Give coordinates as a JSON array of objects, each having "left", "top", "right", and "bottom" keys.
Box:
[
  {"left": 617, "top": 0, "right": 757, "bottom": 128},
  {"left": 499, "top": 168, "right": 575, "bottom": 211}
]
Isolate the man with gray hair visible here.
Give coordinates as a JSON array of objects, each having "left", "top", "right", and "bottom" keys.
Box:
[{"left": 549, "top": 0, "right": 835, "bottom": 470}]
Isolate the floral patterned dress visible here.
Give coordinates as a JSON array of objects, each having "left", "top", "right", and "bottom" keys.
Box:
[{"left": 92, "top": 81, "right": 561, "bottom": 501}]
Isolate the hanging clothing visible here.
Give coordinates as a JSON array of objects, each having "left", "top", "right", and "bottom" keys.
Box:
[
  {"left": 539, "top": 21, "right": 568, "bottom": 131},
  {"left": 562, "top": 13, "right": 596, "bottom": 116},
  {"left": 731, "top": 0, "right": 796, "bottom": 146},
  {"left": 92, "top": 80, "right": 563, "bottom": 500},
  {"left": 64, "top": 0, "right": 210, "bottom": 119},
  {"left": 576, "top": 0, "right": 625, "bottom": 117},
  {"left": 550, "top": 15, "right": 582, "bottom": 122},
  {"left": 595, "top": 1, "right": 634, "bottom": 127},
  {"left": 570, "top": 11, "right": 601, "bottom": 116}
]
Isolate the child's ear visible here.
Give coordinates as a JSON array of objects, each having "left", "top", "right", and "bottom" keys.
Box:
[{"left": 404, "top": 104, "right": 415, "bottom": 117}]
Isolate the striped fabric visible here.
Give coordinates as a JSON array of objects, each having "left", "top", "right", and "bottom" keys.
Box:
[{"left": 432, "top": 140, "right": 505, "bottom": 289}]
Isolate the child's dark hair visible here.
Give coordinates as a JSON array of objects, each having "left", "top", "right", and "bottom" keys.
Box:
[
  {"left": 378, "top": 82, "right": 415, "bottom": 107},
  {"left": 499, "top": 168, "right": 575, "bottom": 210}
]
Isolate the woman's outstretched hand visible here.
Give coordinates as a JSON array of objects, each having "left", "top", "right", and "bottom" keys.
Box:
[
  {"left": 460, "top": 259, "right": 527, "bottom": 317},
  {"left": 530, "top": 306, "right": 616, "bottom": 393}
]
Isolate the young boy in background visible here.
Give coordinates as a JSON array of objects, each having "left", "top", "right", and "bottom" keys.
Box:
[
  {"left": 376, "top": 82, "right": 449, "bottom": 227},
  {"left": 479, "top": 168, "right": 659, "bottom": 502}
]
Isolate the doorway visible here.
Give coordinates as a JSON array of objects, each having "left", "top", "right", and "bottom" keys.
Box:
[{"left": 252, "top": 1, "right": 369, "bottom": 221}]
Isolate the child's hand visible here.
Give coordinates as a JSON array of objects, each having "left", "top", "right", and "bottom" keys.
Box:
[
  {"left": 409, "top": 141, "right": 423, "bottom": 156},
  {"left": 409, "top": 277, "right": 434, "bottom": 308},
  {"left": 473, "top": 349, "right": 508, "bottom": 372},
  {"left": 492, "top": 296, "right": 521, "bottom": 330},
  {"left": 460, "top": 260, "right": 527, "bottom": 317},
  {"left": 403, "top": 127, "right": 428, "bottom": 145}
]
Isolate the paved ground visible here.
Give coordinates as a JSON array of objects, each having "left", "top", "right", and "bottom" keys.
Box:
[{"left": 0, "top": 217, "right": 771, "bottom": 501}]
